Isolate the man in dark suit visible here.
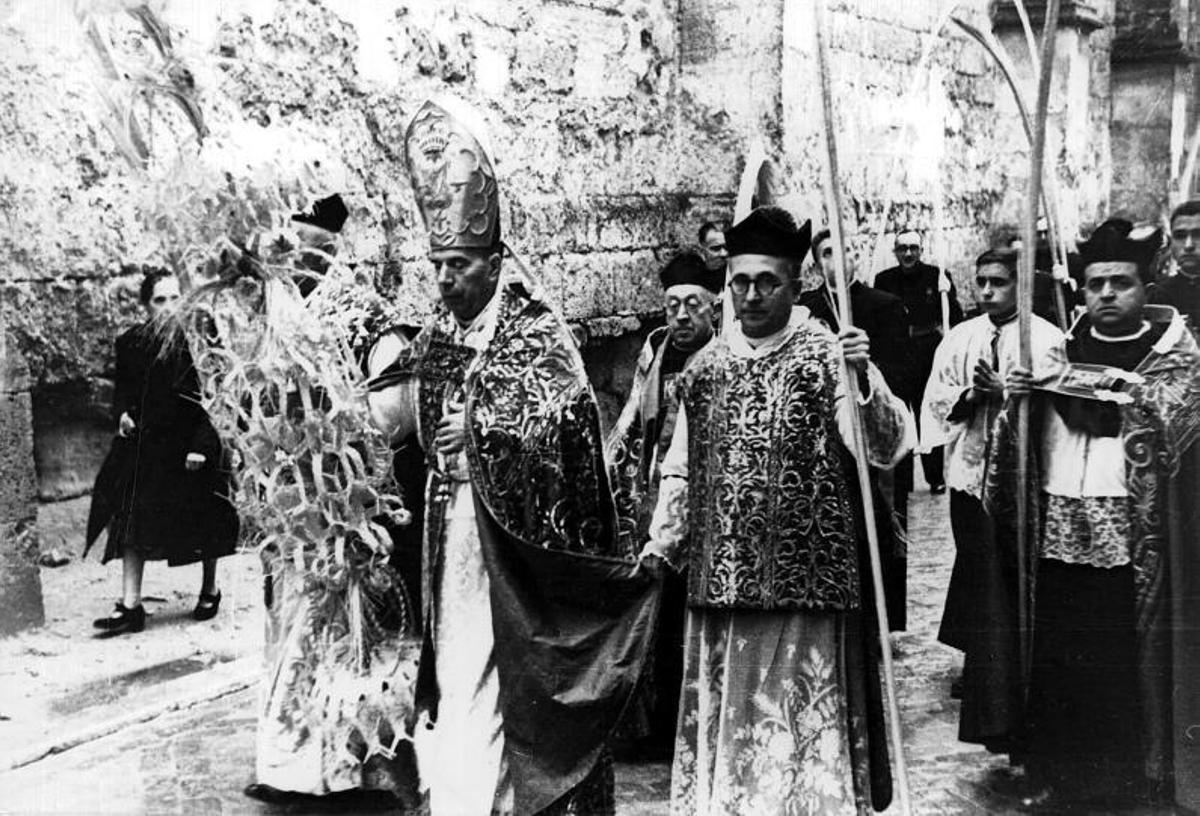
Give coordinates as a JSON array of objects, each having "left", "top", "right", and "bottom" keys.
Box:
[
  {"left": 800, "top": 229, "right": 912, "bottom": 396},
  {"left": 873, "top": 230, "right": 963, "bottom": 493},
  {"left": 798, "top": 228, "right": 913, "bottom": 630}
]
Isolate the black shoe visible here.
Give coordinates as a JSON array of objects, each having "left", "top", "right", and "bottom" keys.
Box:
[
  {"left": 94, "top": 602, "right": 127, "bottom": 630},
  {"left": 93, "top": 603, "right": 145, "bottom": 637},
  {"left": 192, "top": 590, "right": 221, "bottom": 621},
  {"left": 930, "top": 482, "right": 947, "bottom": 495}
]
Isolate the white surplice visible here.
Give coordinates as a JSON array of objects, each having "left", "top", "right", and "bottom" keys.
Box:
[{"left": 920, "top": 313, "right": 1064, "bottom": 499}]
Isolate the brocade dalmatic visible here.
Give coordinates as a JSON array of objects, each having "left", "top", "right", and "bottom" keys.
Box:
[{"left": 679, "top": 324, "right": 862, "bottom": 611}]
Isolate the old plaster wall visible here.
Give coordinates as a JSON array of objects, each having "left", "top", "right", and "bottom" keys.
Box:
[
  {"left": 1109, "top": 0, "right": 1196, "bottom": 220},
  {"left": 1111, "top": 60, "right": 1177, "bottom": 220},
  {"left": 2, "top": 0, "right": 712, "bottom": 494},
  {"left": 767, "top": 0, "right": 1113, "bottom": 295},
  {"left": 0, "top": 330, "right": 44, "bottom": 633},
  {"left": 2, "top": 0, "right": 1121, "bottom": 503}
]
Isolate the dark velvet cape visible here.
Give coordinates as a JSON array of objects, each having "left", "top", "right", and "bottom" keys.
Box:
[{"left": 372, "top": 284, "right": 660, "bottom": 814}]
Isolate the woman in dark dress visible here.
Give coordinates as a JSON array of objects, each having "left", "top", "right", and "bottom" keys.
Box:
[{"left": 85, "top": 269, "right": 239, "bottom": 637}]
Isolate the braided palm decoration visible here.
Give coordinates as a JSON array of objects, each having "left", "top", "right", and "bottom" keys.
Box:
[{"left": 180, "top": 249, "right": 420, "bottom": 793}]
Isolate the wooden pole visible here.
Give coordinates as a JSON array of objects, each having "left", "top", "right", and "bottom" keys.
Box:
[
  {"left": 1178, "top": 123, "right": 1200, "bottom": 204},
  {"left": 1018, "top": 0, "right": 1061, "bottom": 684},
  {"left": 812, "top": 3, "right": 912, "bottom": 813}
]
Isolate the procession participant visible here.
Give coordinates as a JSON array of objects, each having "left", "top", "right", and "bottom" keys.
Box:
[
  {"left": 698, "top": 220, "right": 728, "bottom": 275},
  {"left": 800, "top": 228, "right": 913, "bottom": 630},
  {"left": 1002, "top": 229, "right": 1078, "bottom": 328},
  {"left": 606, "top": 249, "right": 720, "bottom": 758},
  {"left": 1150, "top": 199, "right": 1200, "bottom": 330},
  {"left": 640, "top": 206, "right": 912, "bottom": 814},
  {"left": 1005, "top": 220, "right": 1200, "bottom": 810},
  {"left": 288, "top": 193, "right": 349, "bottom": 297},
  {"left": 86, "top": 268, "right": 238, "bottom": 637},
  {"left": 874, "top": 229, "right": 963, "bottom": 493},
  {"left": 801, "top": 229, "right": 912, "bottom": 395},
  {"left": 919, "top": 247, "right": 1062, "bottom": 739},
  {"left": 368, "top": 97, "right": 658, "bottom": 816},
  {"left": 609, "top": 249, "right": 722, "bottom": 552},
  {"left": 239, "top": 220, "right": 421, "bottom": 808}
]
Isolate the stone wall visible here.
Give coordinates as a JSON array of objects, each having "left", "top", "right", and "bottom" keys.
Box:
[
  {"left": 2, "top": 0, "right": 715, "bottom": 489},
  {"left": 0, "top": 330, "right": 44, "bottom": 633},
  {"left": 1, "top": 0, "right": 1123, "bottom": 496},
  {"left": 1114, "top": 0, "right": 1181, "bottom": 57},
  {"left": 1110, "top": 60, "right": 1177, "bottom": 220},
  {"left": 1109, "top": 0, "right": 1197, "bottom": 220}
]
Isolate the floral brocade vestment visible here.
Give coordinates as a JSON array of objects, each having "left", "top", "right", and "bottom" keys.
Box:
[
  {"left": 644, "top": 315, "right": 912, "bottom": 815},
  {"left": 679, "top": 325, "right": 862, "bottom": 610}
]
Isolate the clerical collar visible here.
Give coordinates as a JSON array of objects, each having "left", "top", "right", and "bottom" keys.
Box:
[
  {"left": 669, "top": 333, "right": 709, "bottom": 353},
  {"left": 988, "top": 309, "right": 1018, "bottom": 327},
  {"left": 1090, "top": 321, "right": 1151, "bottom": 343},
  {"left": 741, "top": 320, "right": 793, "bottom": 350}
]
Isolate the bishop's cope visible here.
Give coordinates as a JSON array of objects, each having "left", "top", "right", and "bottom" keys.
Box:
[
  {"left": 366, "top": 98, "right": 660, "bottom": 816},
  {"left": 638, "top": 206, "right": 915, "bottom": 815}
]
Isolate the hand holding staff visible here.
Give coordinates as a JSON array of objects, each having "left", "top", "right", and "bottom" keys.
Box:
[{"left": 812, "top": 2, "right": 912, "bottom": 813}]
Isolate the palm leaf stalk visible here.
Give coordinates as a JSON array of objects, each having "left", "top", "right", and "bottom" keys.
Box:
[
  {"left": 812, "top": 3, "right": 912, "bottom": 813},
  {"left": 1016, "top": 0, "right": 1061, "bottom": 686}
]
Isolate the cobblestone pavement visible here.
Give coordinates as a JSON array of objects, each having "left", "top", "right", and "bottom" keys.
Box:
[{"left": 0, "top": 491, "right": 1179, "bottom": 814}]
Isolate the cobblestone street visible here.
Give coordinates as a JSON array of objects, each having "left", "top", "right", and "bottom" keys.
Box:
[{"left": 0, "top": 491, "right": 1178, "bottom": 815}]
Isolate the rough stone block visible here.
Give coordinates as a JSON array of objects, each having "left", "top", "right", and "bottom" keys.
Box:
[
  {"left": 33, "top": 379, "right": 115, "bottom": 502},
  {"left": 1110, "top": 63, "right": 1174, "bottom": 123},
  {"left": 0, "top": 331, "right": 44, "bottom": 635}
]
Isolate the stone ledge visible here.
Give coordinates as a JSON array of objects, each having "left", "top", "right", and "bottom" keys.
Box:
[
  {"left": 990, "top": 1, "right": 1105, "bottom": 34},
  {"left": 1110, "top": 37, "right": 1195, "bottom": 65}
]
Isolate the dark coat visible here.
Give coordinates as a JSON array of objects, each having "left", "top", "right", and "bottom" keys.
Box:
[
  {"left": 799, "top": 282, "right": 912, "bottom": 630},
  {"left": 874, "top": 262, "right": 964, "bottom": 403},
  {"left": 85, "top": 324, "right": 238, "bottom": 566},
  {"left": 798, "top": 281, "right": 915, "bottom": 401},
  {"left": 1149, "top": 273, "right": 1200, "bottom": 334}
]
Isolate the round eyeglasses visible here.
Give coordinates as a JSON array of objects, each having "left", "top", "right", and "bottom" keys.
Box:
[
  {"left": 665, "top": 294, "right": 711, "bottom": 315},
  {"left": 728, "top": 274, "right": 784, "bottom": 298}
]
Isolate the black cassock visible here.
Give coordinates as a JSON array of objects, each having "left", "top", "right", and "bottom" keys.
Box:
[
  {"left": 85, "top": 323, "right": 238, "bottom": 566},
  {"left": 799, "top": 281, "right": 914, "bottom": 631}
]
